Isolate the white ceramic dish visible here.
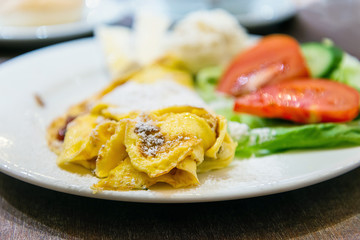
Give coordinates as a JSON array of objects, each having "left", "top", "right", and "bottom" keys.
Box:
[
  {"left": 235, "top": 0, "right": 297, "bottom": 28},
  {"left": 143, "top": 0, "right": 296, "bottom": 28},
  {"left": 0, "top": 0, "right": 130, "bottom": 44},
  {"left": 0, "top": 38, "right": 359, "bottom": 203}
]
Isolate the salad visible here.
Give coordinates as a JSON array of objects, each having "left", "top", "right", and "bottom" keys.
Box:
[{"left": 195, "top": 34, "right": 360, "bottom": 157}]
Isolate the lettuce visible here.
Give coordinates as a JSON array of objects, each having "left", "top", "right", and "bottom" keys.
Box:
[{"left": 236, "top": 120, "right": 360, "bottom": 157}]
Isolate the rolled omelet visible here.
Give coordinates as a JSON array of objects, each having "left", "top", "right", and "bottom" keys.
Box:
[
  {"left": 47, "top": 59, "right": 236, "bottom": 191},
  {"left": 57, "top": 105, "right": 236, "bottom": 190}
]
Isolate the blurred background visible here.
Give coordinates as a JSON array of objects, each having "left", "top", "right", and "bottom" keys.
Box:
[{"left": 0, "top": 0, "right": 359, "bottom": 58}]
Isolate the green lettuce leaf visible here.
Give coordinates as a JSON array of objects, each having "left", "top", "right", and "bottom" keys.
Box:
[
  {"left": 235, "top": 120, "right": 360, "bottom": 157},
  {"left": 195, "top": 66, "right": 222, "bottom": 102}
]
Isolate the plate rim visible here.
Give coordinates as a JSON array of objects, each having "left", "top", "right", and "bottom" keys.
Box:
[{"left": 1, "top": 154, "right": 360, "bottom": 203}]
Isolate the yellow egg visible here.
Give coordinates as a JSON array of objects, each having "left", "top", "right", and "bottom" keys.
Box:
[
  {"left": 198, "top": 133, "right": 236, "bottom": 173},
  {"left": 155, "top": 157, "right": 200, "bottom": 188},
  {"left": 51, "top": 89, "right": 236, "bottom": 190},
  {"left": 93, "top": 157, "right": 154, "bottom": 191},
  {"left": 124, "top": 115, "right": 202, "bottom": 178},
  {"left": 158, "top": 112, "right": 215, "bottom": 150},
  {"left": 57, "top": 115, "right": 117, "bottom": 169},
  {"left": 95, "top": 121, "right": 128, "bottom": 178},
  {"left": 131, "top": 58, "right": 194, "bottom": 88}
]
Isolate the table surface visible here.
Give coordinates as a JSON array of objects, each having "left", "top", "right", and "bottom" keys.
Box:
[{"left": 1, "top": 1, "right": 360, "bottom": 239}]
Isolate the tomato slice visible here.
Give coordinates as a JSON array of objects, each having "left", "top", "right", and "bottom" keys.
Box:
[
  {"left": 217, "top": 34, "right": 310, "bottom": 96},
  {"left": 234, "top": 79, "right": 360, "bottom": 123}
]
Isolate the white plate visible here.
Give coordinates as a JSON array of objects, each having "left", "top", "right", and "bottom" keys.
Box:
[
  {"left": 0, "top": 0, "right": 130, "bottom": 44},
  {"left": 0, "top": 38, "right": 359, "bottom": 203},
  {"left": 138, "top": 0, "right": 297, "bottom": 28},
  {"left": 235, "top": 0, "right": 297, "bottom": 28}
]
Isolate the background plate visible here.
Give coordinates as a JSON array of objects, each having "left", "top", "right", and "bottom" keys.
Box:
[
  {"left": 0, "top": 38, "right": 359, "bottom": 203},
  {"left": 0, "top": 0, "right": 130, "bottom": 45},
  {"left": 236, "top": 0, "right": 297, "bottom": 28}
]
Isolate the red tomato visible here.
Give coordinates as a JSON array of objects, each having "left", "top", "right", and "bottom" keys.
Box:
[
  {"left": 234, "top": 79, "right": 360, "bottom": 123},
  {"left": 217, "top": 34, "right": 310, "bottom": 96}
]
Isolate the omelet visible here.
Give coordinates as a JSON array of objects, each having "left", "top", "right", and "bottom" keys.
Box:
[
  {"left": 56, "top": 105, "right": 236, "bottom": 190},
  {"left": 47, "top": 58, "right": 236, "bottom": 191}
]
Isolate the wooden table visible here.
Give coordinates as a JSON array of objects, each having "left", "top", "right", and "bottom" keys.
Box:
[{"left": 1, "top": 1, "right": 360, "bottom": 239}]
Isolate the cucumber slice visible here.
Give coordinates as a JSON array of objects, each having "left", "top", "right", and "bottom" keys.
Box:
[{"left": 301, "top": 42, "right": 343, "bottom": 78}]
